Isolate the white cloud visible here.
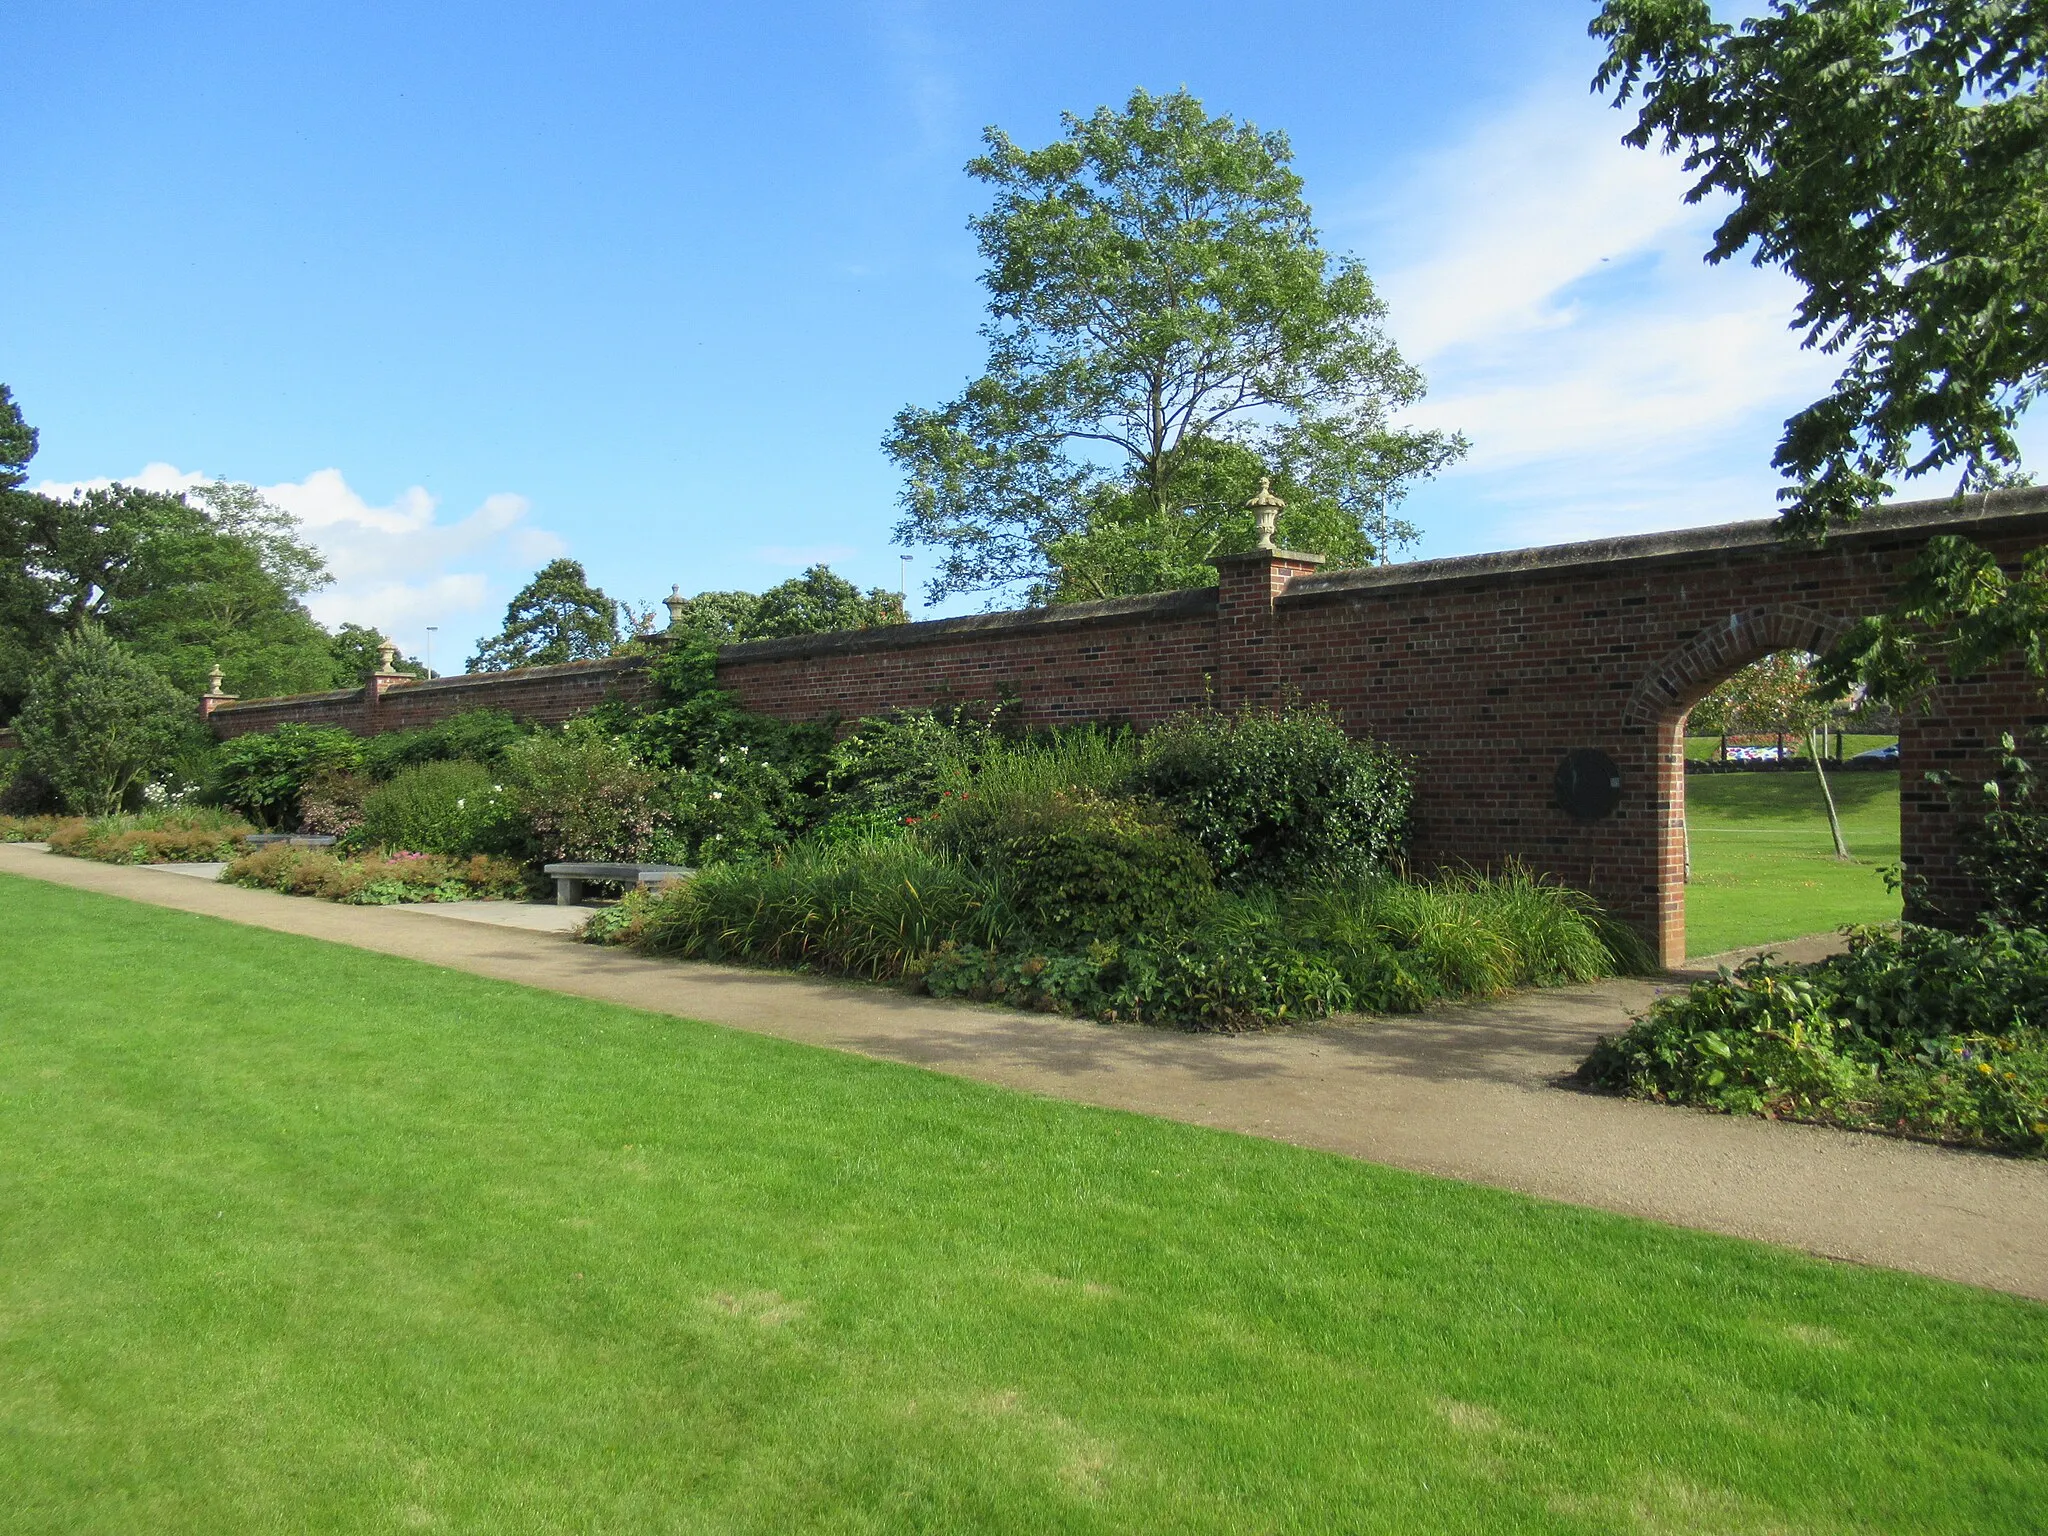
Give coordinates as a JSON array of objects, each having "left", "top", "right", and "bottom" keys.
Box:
[
  {"left": 33, "top": 465, "right": 565, "bottom": 654},
  {"left": 1333, "top": 78, "right": 1840, "bottom": 556}
]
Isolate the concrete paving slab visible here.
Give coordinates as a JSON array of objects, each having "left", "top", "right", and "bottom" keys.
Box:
[
  {"left": 386, "top": 900, "right": 594, "bottom": 933},
  {"left": 4, "top": 843, "right": 2043, "bottom": 1302}
]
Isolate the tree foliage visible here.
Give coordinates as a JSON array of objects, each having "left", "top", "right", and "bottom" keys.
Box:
[
  {"left": 16, "top": 625, "right": 198, "bottom": 816},
  {"left": 1592, "top": 0, "right": 2048, "bottom": 535},
  {"left": 1691, "top": 652, "right": 1838, "bottom": 737},
  {"left": 660, "top": 567, "right": 907, "bottom": 647},
  {"left": 468, "top": 559, "right": 619, "bottom": 672},
  {"left": 886, "top": 88, "right": 1461, "bottom": 604},
  {"left": 0, "top": 385, "right": 36, "bottom": 494},
  {"left": 1816, "top": 534, "right": 2048, "bottom": 705},
  {"left": 0, "top": 388, "right": 370, "bottom": 713}
]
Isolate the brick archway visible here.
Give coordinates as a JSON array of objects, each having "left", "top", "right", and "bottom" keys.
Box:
[
  {"left": 1623, "top": 604, "right": 1860, "bottom": 966},
  {"left": 1623, "top": 604, "right": 1855, "bottom": 727}
]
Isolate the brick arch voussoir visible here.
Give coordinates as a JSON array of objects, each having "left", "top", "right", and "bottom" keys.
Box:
[{"left": 1623, "top": 605, "right": 1855, "bottom": 727}]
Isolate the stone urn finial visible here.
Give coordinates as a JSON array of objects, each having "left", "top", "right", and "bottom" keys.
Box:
[
  {"left": 664, "top": 584, "right": 687, "bottom": 630},
  {"left": 205, "top": 664, "right": 226, "bottom": 698},
  {"left": 376, "top": 639, "right": 400, "bottom": 675},
  {"left": 1247, "top": 476, "right": 1286, "bottom": 551}
]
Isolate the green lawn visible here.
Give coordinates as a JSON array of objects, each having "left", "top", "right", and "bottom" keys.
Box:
[
  {"left": 1684, "top": 769, "right": 1904, "bottom": 958},
  {"left": 3, "top": 877, "right": 2043, "bottom": 1534}
]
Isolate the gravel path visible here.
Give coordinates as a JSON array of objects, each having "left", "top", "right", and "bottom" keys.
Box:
[{"left": 5, "top": 843, "right": 2044, "bottom": 1302}]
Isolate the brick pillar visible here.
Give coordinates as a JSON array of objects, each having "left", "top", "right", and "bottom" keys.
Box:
[
  {"left": 364, "top": 640, "right": 411, "bottom": 732},
  {"left": 199, "top": 665, "right": 237, "bottom": 720},
  {"left": 1212, "top": 548, "right": 1324, "bottom": 709}
]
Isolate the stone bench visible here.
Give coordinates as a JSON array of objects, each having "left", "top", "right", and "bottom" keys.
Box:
[
  {"left": 542, "top": 861, "right": 694, "bottom": 906},
  {"left": 243, "top": 834, "right": 339, "bottom": 849}
]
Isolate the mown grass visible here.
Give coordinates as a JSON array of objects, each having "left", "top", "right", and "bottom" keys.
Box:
[
  {"left": 2, "top": 874, "right": 2044, "bottom": 1533},
  {"left": 1685, "top": 770, "right": 1903, "bottom": 957}
]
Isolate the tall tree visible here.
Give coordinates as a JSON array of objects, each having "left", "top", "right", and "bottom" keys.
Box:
[
  {"left": 0, "top": 385, "right": 36, "bottom": 493},
  {"left": 659, "top": 568, "right": 908, "bottom": 647},
  {"left": 468, "top": 559, "right": 619, "bottom": 672},
  {"left": 15, "top": 624, "right": 197, "bottom": 816},
  {"left": 1, "top": 476, "right": 342, "bottom": 712},
  {"left": 748, "top": 566, "right": 906, "bottom": 639},
  {"left": 1592, "top": 0, "right": 2048, "bottom": 536},
  {"left": 886, "top": 88, "right": 1463, "bottom": 604}
]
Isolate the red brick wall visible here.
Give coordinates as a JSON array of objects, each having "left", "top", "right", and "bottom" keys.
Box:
[
  {"left": 207, "top": 654, "right": 660, "bottom": 742},
  {"left": 208, "top": 490, "right": 2048, "bottom": 964}
]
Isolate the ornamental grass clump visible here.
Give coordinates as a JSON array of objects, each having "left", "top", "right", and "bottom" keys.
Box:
[
  {"left": 1580, "top": 925, "right": 2048, "bottom": 1155},
  {"left": 606, "top": 828, "right": 1633, "bottom": 1030},
  {"left": 631, "top": 835, "right": 1017, "bottom": 980}
]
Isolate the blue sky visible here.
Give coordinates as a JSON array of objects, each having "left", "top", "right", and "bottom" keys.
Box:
[{"left": 5, "top": 1, "right": 2014, "bottom": 668}]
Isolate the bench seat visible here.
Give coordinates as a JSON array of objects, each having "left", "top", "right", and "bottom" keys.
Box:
[{"left": 541, "top": 861, "right": 694, "bottom": 906}]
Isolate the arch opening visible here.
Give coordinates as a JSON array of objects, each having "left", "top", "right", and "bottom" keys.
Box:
[{"left": 1630, "top": 611, "right": 1900, "bottom": 966}]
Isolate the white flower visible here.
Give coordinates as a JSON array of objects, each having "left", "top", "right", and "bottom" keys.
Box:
[
  {"left": 708, "top": 791, "right": 723, "bottom": 801},
  {"left": 717, "top": 754, "right": 728, "bottom": 766},
  {"left": 455, "top": 798, "right": 466, "bottom": 809},
  {"left": 492, "top": 784, "right": 503, "bottom": 793},
  {"left": 738, "top": 745, "right": 749, "bottom": 754}
]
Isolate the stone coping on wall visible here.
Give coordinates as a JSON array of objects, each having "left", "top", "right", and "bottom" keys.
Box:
[
  {"left": 719, "top": 585, "right": 1220, "bottom": 664},
  {"left": 206, "top": 652, "right": 656, "bottom": 721},
  {"left": 1282, "top": 487, "right": 2048, "bottom": 606},
  {"left": 206, "top": 487, "right": 2048, "bottom": 715}
]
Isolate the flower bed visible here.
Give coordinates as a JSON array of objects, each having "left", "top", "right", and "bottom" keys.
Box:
[
  {"left": 223, "top": 845, "right": 533, "bottom": 905},
  {"left": 584, "top": 837, "right": 1640, "bottom": 1031},
  {"left": 1578, "top": 925, "right": 2048, "bottom": 1156},
  {"left": 0, "top": 815, "right": 75, "bottom": 843},
  {"left": 44, "top": 809, "right": 253, "bottom": 863}
]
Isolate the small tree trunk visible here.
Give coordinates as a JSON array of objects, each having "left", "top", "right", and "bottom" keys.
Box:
[{"left": 1809, "top": 729, "right": 1852, "bottom": 860}]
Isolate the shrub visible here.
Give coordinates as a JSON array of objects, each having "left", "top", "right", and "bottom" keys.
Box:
[
  {"left": 47, "top": 808, "right": 254, "bottom": 864},
  {"left": 297, "top": 770, "right": 371, "bottom": 838},
  {"left": 821, "top": 705, "right": 1012, "bottom": 825},
  {"left": 16, "top": 625, "right": 199, "bottom": 816},
  {"left": 1956, "top": 729, "right": 2048, "bottom": 928},
  {"left": 358, "top": 760, "right": 527, "bottom": 857},
  {"left": 1579, "top": 925, "right": 2048, "bottom": 1155},
  {"left": 1124, "top": 705, "right": 1411, "bottom": 889},
  {"left": 210, "top": 724, "right": 366, "bottom": 829},
  {"left": 0, "top": 758, "right": 60, "bottom": 815},
  {"left": 923, "top": 788, "right": 1212, "bottom": 944},
  {"left": 223, "top": 844, "right": 531, "bottom": 903},
  {"left": 664, "top": 747, "right": 807, "bottom": 865},
  {"left": 503, "top": 724, "right": 662, "bottom": 863},
  {"left": 359, "top": 709, "right": 532, "bottom": 780}
]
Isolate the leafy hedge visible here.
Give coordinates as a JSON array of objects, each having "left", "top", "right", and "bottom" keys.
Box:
[{"left": 1579, "top": 925, "right": 2048, "bottom": 1155}]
